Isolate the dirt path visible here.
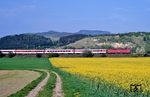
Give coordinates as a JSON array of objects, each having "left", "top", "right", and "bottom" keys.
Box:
[
  {"left": 25, "top": 70, "right": 50, "bottom": 97},
  {"left": 52, "top": 71, "right": 64, "bottom": 97}
]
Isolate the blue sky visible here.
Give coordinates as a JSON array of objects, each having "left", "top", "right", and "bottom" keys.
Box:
[{"left": 0, "top": 0, "right": 150, "bottom": 37}]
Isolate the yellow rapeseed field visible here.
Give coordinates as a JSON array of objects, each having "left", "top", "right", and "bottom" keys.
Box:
[{"left": 50, "top": 58, "right": 150, "bottom": 92}]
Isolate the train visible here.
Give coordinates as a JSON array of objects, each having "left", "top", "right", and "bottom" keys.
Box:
[{"left": 0, "top": 49, "right": 131, "bottom": 54}]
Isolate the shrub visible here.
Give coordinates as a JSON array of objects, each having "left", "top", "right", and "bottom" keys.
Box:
[
  {"left": 8, "top": 52, "right": 16, "bottom": 58},
  {"left": 144, "top": 53, "right": 150, "bottom": 57},
  {"left": 0, "top": 51, "right": 5, "bottom": 58},
  {"left": 144, "top": 54, "right": 148, "bottom": 57},
  {"left": 48, "top": 53, "right": 60, "bottom": 58},
  {"left": 82, "top": 51, "right": 94, "bottom": 57},
  {"left": 36, "top": 53, "right": 42, "bottom": 58},
  {"left": 101, "top": 54, "right": 107, "bottom": 57}
]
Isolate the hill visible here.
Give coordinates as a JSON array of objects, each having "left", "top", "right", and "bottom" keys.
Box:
[
  {"left": 35, "top": 30, "right": 111, "bottom": 41},
  {"left": 58, "top": 34, "right": 88, "bottom": 46},
  {"left": 1, "top": 31, "right": 150, "bottom": 54},
  {"left": 0, "top": 34, "right": 53, "bottom": 49},
  {"left": 0, "top": 33, "right": 88, "bottom": 49},
  {"left": 36, "top": 31, "right": 73, "bottom": 41},
  {"left": 63, "top": 32, "right": 150, "bottom": 54},
  {"left": 77, "top": 30, "right": 111, "bottom": 35}
]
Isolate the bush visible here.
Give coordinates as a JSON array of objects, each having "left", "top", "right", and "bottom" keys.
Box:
[
  {"left": 144, "top": 54, "right": 150, "bottom": 57},
  {"left": 101, "top": 54, "right": 107, "bottom": 57},
  {"left": 36, "top": 53, "right": 42, "bottom": 58},
  {"left": 82, "top": 51, "right": 94, "bottom": 57},
  {"left": 144, "top": 54, "right": 148, "bottom": 57},
  {"left": 48, "top": 53, "right": 60, "bottom": 58},
  {"left": 8, "top": 52, "right": 16, "bottom": 58},
  {"left": 0, "top": 51, "right": 5, "bottom": 58}
]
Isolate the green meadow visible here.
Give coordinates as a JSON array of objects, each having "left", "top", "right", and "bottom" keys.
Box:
[{"left": 0, "top": 58, "right": 50, "bottom": 70}]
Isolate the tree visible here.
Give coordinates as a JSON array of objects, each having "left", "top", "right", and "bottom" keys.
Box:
[
  {"left": 36, "top": 53, "right": 42, "bottom": 58},
  {"left": 8, "top": 52, "right": 16, "bottom": 58},
  {"left": 101, "top": 54, "right": 107, "bottom": 57},
  {"left": 82, "top": 51, "right": 94, "bottom": 57},
  {"left": 136, "top": 47, "right": 145, "bottom": 54},
  {"left": 59, "top": 34, "right": 87, "bottom": 46},
  {"left": 63, "top": 46, "right": 76, "bottom": 49},
  {"left": 0, "top": 51, "right": 5, "bottom": 58},
  {"left": 48, "top": 53, "right": 60, "bottom": 58}
]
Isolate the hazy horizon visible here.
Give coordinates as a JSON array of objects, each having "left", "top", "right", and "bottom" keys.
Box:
[{"left": 0, "top": 0, "right": 150, "bottom": 37}]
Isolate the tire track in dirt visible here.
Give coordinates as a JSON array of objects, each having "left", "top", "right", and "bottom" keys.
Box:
[
  {"left": 52, "top": 71, "right": 64, "bottom": 97},
  {"left": 25, "top": 70, "right": 50, "bottom": 97}
]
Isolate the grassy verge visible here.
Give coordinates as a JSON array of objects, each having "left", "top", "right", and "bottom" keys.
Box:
[
  {"left": 50, "top": 65, "right": 96, "bottom": 97},
  {"left": 8, "top": 70, "right": 47, "bottom": 97},
  {"left": 37, "top": 71, "right": 57, "bottom": 97}
]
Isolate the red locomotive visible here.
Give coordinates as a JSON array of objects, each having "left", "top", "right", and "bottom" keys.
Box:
[{"left": 107, "top": 49, "right": 131, "bottom": 54}]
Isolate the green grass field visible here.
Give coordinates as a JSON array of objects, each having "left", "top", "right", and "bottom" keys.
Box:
[{"left": 0, "top": 58, "right": 50, "bottom": 70}]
